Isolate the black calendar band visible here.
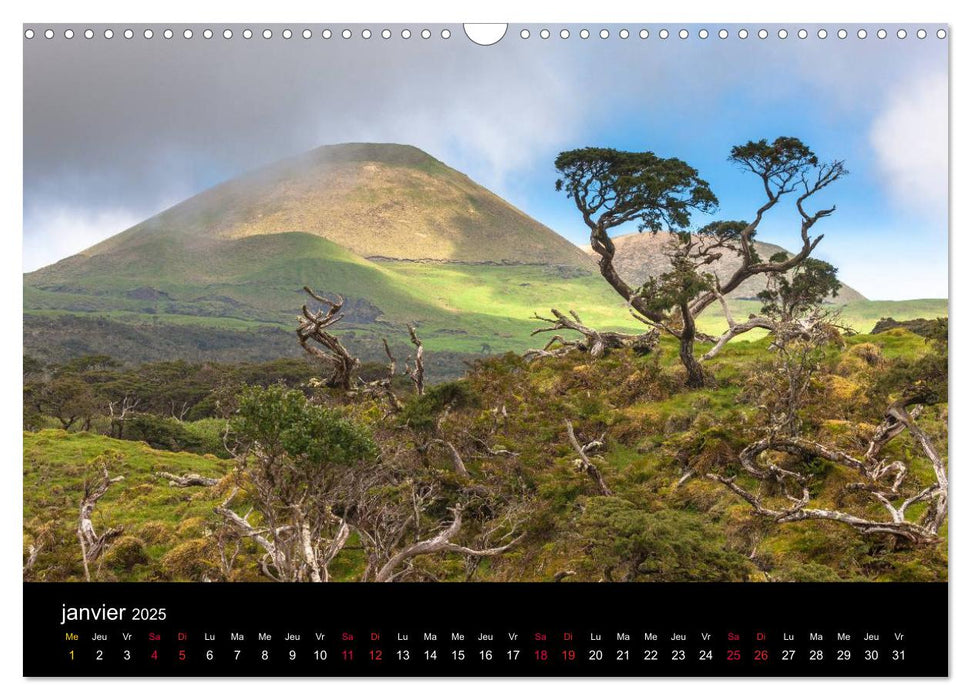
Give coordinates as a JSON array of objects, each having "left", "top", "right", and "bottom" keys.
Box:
[{"left": 24, "top": 582, "right": 947, "bottom": 677}]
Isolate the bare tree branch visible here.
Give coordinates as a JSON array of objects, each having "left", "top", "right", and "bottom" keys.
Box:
[
  {"left": 405, "top": 325, "right": 425, "bottom": 396},
  {"left": 710, "top": 400, "right": 947, "bottom": 545},
  {"left": 430, "top": 439, "right": 470, "bottom": 479},
  {"left": 565, "top": 420, "right": 611, "bottom": 496},
  {"left": 701, "top": 290, "right": 775, "bottom": 361},
  {"left": 108, "top": 394, "right": 140, "bottom": 438},
  {"left": 156, "top": 471, "right": 219, "bottom": 487},
  {"left": 78, "top": 461, "right": 125, "bottom": 581},
  {"left": 355, "top": 338, "right": 404, "bottom": 412},
  {"left": 374, "top": 504, "right": 523, "bottom": 582},
  {"left": 297, "top": 287, "right": 360, "bottom": 390},
  {"left": 525, "top": 308, "right": 658, "bottom": 360}
]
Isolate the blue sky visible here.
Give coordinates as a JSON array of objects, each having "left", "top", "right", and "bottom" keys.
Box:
[{"left": 24, "top": 24, "right": 948, "bottom": 299}]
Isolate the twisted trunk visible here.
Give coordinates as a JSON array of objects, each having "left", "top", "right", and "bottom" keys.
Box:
[{"left": 679, "top": 301, "right": 706, "bottom": 388}]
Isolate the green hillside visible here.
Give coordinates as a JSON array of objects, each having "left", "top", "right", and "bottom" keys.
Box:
[
  {"left": 24, "top": 227, "right": 947, "bottom": 368},
  {"left": 23, "top": 142, "right": 946, "bottom": 370},
  {"left": 23, "top": 429, "right": 232, "bottom": 582},
  {"left": 25, "top": 230, "right": 637, "bottom": 364},
  {"left": 78, "top": 142, "right": 595, "bottom": 269}
]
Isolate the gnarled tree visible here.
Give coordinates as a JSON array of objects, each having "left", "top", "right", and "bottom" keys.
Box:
[
  {"left": 297, "top": 287, "right": 360, "bottom": 390},
  {"left": 211, "top": 385, "right": 523, "bottom": 582},
  {"left": 554, "top": 138, "right": 847, "bottom": 386},
  {"left": 217, "top": 384, "right": 377, "bottom": 582},
  {"left": 706, "top": 310, "right": 947, "bottom": 546}
]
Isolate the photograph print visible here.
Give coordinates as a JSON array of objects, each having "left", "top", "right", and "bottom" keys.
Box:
[{"left": 23, "top": 24, "right": 948, "bottom": 586}]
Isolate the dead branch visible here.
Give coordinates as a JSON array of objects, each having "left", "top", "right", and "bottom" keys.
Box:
[
  {"left": 565, "top": 420, "right": 611, "bottom": 496},
  {"left": 701, "top": 291, "right": 775, "bottom": 361},
  {"left": 525, "top": 308, "right": 658, "bottom": 360},
  {"left": 374, "top": 504, "right": 523, "bottom": 582},
  {"left": 214, "top": 527, "right": 242, "bottom": 580},
  {"left": 108, "top": 394, "right": 140, "bottom": 437},
  {"left": 215, "top": 484, "right": 350, "bottom": 582},
  {"left": 405, "top": 325, "right": 425, "bottom": 396},
  {"left": 170, "top": 400, "right": 190, "bottom": 422},
  {"left": 156, "top": 471, "right": 219, "bottom": 487},
  {"left": 23, "top": 543, "right": 43, "bottom": 578},
  {"left": 430, "top": 439, "right": 470, "bottom": 478},
  {"left": 355, "top": 338, "right": 404, "bottom": 413},
  {"left": 214, "top": 487, "right": 289, "bottom": 581},
  {"left": 78, "top": 462, "right": 125, "bottom": 581},
  {"left": 297, "top": 286, "right": 360, "bottom": 390},
  {"left": 464, "top": 432, "right": 520, "bottom": 458},
  {"left": 319, "top": 519, "right": 351, "bottom": 582},
  {"left": 709, "top": 400, "right": 947, "bottom": 545}
]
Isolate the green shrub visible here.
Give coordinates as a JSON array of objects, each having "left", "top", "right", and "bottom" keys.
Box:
[
  {"left": 849, "top": 342, "right": 883, "bottom": 366},
  {"left": 176, "top": 517, "right": 208, "bottom": 538},
  {"left": 160, "top": 538, "right": 214, "bottom": 581},
  {"left": 183, "top": 418, "right": 231, "bottom": 457},
  {"left": 399, "top": 380, "right": 477, "bottom": 433},
  {"left": 772, "top": 561, "right": 844, "bottom": 582},
  {"left": 579, "top": 497, "right": 752, "bottom": 582},
  {"left": 233, "top": 384, "right": 377, "bottom": 468},
  {"left": 104, "top": 536, "right": 149, "bottom": 571},
  {"left": 135, "top": 520, "right": 174, "bottom": 546},
  {"left": 124, "top": 414, "right": 203, "bottom": 453}
]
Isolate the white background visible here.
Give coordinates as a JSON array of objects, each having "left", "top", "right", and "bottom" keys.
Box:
[{"left": 2, "top": 0, "right": 964, "bottom": 697}]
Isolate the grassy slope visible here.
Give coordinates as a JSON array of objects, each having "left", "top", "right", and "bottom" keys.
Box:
[
  {"left": 23, "top": 328, "right": 948, "bottom": 583},
  {"left": 695, "top": 298, "right": 950, "bottom": 340},
  {"left": 24, "top": 232, "right": 644, "bottom": 357},
  {"left": 23, "top": 430, "right": 231, "bottom": 582},
  {"left": 25, "top": 234, "right": 948, "bottom": 355},
  {"left": 77, "top": 143, "right": 596, "bottom": 269},
  {"left": 477, "top": 330, "right": 947, "bottom": 583}
]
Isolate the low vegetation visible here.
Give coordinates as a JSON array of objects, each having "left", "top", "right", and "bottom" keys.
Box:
[{"left": 23, "top": 322, "right": 947, "bottom": 583}]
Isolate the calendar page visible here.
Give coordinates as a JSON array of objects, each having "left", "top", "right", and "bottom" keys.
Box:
[{"left": 22, "top": 21, "right": 948, "bottom": 677}]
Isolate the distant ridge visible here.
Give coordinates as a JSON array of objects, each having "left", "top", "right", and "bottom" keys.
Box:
[{"left": 588, "top": 230, "right": 866, "bottom": 303}]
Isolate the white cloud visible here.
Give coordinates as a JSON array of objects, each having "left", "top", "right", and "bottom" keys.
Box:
[
  {"left": 23, "top": 206, "right": 144, "bottom": 272},
  {"left": 869, "top": 72, "right": 948, "bottom": 220}
]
